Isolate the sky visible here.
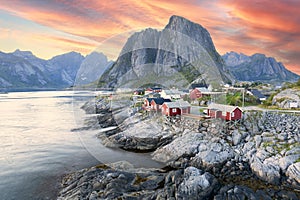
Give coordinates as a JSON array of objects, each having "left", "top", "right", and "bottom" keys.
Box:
[{"left": 0, "top": 0, "right": 299, "bottom": 75}]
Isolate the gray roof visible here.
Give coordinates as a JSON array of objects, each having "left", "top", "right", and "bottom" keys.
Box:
[
  {"left": 250, "top": 89, "right": 266, "bottom": 99},
  {"left": 163, "top": 100, "right": 190, "bottom": 108},
  {"left": 208, "top": 103, "right": 242, "bottom": 113}
]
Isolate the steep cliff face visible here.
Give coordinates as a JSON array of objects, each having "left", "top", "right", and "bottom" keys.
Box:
[
  {"left": 223, "top": 52, "right": 299, "bottom": 83},
  {"left": 75, "top": 52, "right": 113, "bottom": 85},
  {"left": 98, "top": 15, "right": 232, "bottom": 89}
]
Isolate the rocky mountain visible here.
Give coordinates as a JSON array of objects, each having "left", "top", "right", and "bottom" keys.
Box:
[
  {"left": 222, "top": 51, "right": 299, "bottom": 83},
  {"left": 0, "top": 50, "right": 111, "bottom": 89},
  {"left": 75, "top": 52, "right": 113, "bottom": 85},
  {"left": 98, "top": 15, "right": 232, "bottom": 90},
  {"left": 47, "top": 51, "right": 84, "bottom": 86}
]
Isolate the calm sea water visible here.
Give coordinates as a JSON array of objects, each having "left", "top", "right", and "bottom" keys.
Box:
[{"left": 0, "top": 91, "right": 162, "bottom": 200}]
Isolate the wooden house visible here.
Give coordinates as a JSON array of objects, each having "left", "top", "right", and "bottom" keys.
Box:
[
  {"left": 190, "top": 88, "right": 202, "bottom": 100},
  {"left": 162, "top": 100, "right": 191, "bottom": 116},
  {"left": 150, "top": 98, "right": 172, "bottom": 111},
  {"left": 144, "top": 98, "right": 154, "bottom": 108},
  {"left": 207, "top": 103, "right": 242, "bottom": 121},
  {"left": 145, "top": 87, "right": 162, "bottom": 95},
  {"left": 248, "top": 89, "right": 266, "bottom": 102},
  {"left": 133, "top": 89, "right": 144, "bottom": 95}
]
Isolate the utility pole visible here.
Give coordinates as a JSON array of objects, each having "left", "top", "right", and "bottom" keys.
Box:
[{"left": 242, "top": 88, "right": 245, "bottom": 108}]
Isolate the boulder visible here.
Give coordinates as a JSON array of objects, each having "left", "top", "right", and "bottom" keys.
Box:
[
  {"left": 214, "top": 185, "right": 272, "bottom": 200},
  {"left": 286, "top": 162, "right": 300, "bottom": 189},
  {"left": 152, "top": 132, "right": 203, "bottom": 163},
  {"left": 250, "top": 156, "right": 281, "bottom": 185},
  {"left": 232, "top": 129, "right": 242, "bottom": 146},
  {"left": 192, "top": 141, "right": 234, "bottom": 170},
  {"left": 176, "top": 167, "right": 218, "bottom": 200},
  {"left": 107, "top": 120, "right": 173, "bottom": 151}
]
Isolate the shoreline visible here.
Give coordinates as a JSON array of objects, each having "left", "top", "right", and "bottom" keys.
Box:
[{"left": 57, "top": 98, "right": 300, "bottom": 199}]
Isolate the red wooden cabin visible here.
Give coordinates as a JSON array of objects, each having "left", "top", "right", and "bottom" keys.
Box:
[
  {"left": 190, "top": 88, "right": 202, "bottom": 100},
  {"left": 162, "top": 101, "right": 191, "bottom": 116},
  {"left": 207, "top": 103, "right": 242, "bottom": 121},
  {"left": 150, "top": 98, "right": 172, "bottom": 111}
]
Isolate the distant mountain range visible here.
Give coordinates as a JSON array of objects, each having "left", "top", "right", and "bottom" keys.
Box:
[
  {"left": 0, "top": 49, "right": 111, "bottom": 90},
  {"left": 222, "top": 52, "right": 299, "bottom": 83}
]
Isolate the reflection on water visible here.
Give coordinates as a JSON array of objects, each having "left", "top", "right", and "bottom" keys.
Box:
[{"left": 0, "top": 91, "right": 162, "bottom": 200}]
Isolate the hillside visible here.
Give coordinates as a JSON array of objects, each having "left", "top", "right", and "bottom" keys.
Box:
[{"left": 222, "top": 52, "right": 299, "bottom": 84}]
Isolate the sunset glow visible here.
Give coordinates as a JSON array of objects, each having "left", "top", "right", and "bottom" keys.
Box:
[{"left": 0, "top": 0, "right": 299, "bottom": 74}]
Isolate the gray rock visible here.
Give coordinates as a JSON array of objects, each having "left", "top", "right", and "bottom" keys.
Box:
[
  {"left": 250, "top": 156, "right": 281, "bottom": 185},
  {"left": 107, "top": 119, "right": 173, "bottom": 151},
  {"left": 286, "top": 162, "right": 300, "bottom": 189},
  {"left": 214, "top": 185, "right": 272, "bottom": 200},
  {"left": 152, "top": 132, "right": 203, "bottom": 163},
  {"left": 254, "top": 135, "right": 262, "bottom": 148},
  {"left": 57, "top": 163, "right": 165, "bottom": 200},
  {"left": 176, "top": 167, "right": 218, "bottom": 200},
  {"left": 279, "top": 155, "right": 299, "bottom": 172},
  {"left": 232, "top": 129, "right": 242, "bottom": 146},
  {"left": 192, "top": 141, "right": 234, "bottom": 170}
]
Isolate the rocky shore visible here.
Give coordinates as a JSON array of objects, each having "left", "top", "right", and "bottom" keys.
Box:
[{"left": 58, "top": 98, "right": 300, "bottom": 199}]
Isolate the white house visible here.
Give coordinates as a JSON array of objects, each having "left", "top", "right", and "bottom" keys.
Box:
[{"left": 161, "top": 89, "right": 185, "bottom": 100}]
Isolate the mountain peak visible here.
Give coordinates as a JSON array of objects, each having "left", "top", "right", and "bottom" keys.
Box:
[{"left": 13, "top": 49, "right": 35, "bottom": 58}]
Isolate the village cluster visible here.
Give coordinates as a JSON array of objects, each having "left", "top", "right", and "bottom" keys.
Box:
[{"left": 130, "top": 83, "right": 246, "bottom": 121}]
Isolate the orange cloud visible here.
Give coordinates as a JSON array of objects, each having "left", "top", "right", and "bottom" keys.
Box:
[{"left": 0, "top": 0, "right": 299, "bottom": 74}]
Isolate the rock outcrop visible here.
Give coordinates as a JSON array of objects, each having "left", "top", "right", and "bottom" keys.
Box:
[
  {"left": 69, "top": 99, "right": 300, "bottom": 199},
  {"left": 272, "top": 88, "right": 300, "bottom": 109}
]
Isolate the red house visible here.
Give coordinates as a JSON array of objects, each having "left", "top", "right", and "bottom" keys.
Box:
[
  {"left": 162, "top": 100, "right": 191, "bottom": 116},
  {"left": 207, "top": 103, "right": 242, "bottom": 121},
  {"left": 190, "top": 88, "right": 202, "bottom": 100},
  {"left": 144, "top": 98, "right": 154, "bottom": 110},
  {"left": 150, "top": 98, "right": 172, "bottom": 111}
]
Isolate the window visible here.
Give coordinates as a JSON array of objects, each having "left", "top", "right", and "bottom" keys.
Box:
[
  {"left": 172, "top": 108, "right": 177, "bottom": 113},
  {"left": 222, "top": 111, "right": 226, "bottom": 116},
  {"left": 231, "top": 112, "right": 235, "bottom": 117}
]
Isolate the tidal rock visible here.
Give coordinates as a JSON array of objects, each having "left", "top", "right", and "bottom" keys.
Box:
[
  {"left": 286, "top": 162, "right": 300, "bottom": 189},
  {"left": 192, "top": 141, "right": 234, "bottom": 170},
  {"left": 176, "top": 167, "right": 218, "bottom": 200},
  {"left": 214, "top": 185, "right": 272, "bottom": 200},
  {"left": 107, "top": 120, "right": 173, "bottom": 151},
  {"left": 57, "top": 162, "right": 165, "bottom": 200},
  {"left": 232, "top": 129, "right": 242, "bottom": 146},
  {"left": 152, "top": 132, "right": 203, "bottom": 163},
  {"left": 250, "top": 156, "right": 281, "bottom": 185}
]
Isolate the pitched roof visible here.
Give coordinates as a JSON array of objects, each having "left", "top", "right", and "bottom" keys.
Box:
[
  {"left": 195, "top": 87, "right": 210, "bottom": 93},
  {"left": 190, "top": 83, "right": 208, "bottom": 89},
  {"left": 163, "top": 89, "right": 184, "bottom": 95},
  {"left": 163, "top": 100, "right": 190, "bottom": 108},
  {"left": 250, "top": 89, "right": 266, "bottom": 99},
  {"left": 208, "top": 103, "right": 242, "bottom": 113},
  {"left": 151, "top": 98, "right": 172, "bottom": 105},
  {"left": 146, "top": 98, "right": 155, "bottom": 102}
]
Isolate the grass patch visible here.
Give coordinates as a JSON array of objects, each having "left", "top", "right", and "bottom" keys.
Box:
[
  {"left": 133, "top": 174, "right": 148, "bottom": 185},
  {"left": 95, "top": 164, "right": 110, "bottom": 169}
]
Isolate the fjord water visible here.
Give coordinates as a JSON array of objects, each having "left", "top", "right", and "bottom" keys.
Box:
[{"left": 0, "top": 91, "right": 162, "bottom": 200}]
